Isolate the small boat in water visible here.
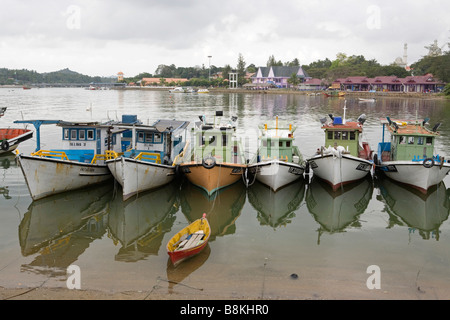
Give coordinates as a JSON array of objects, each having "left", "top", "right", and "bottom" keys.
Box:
[
  {"left": 247, "top": 116, "right": 305, "bottom": 191},
  {"left": 0, "top": 107, "right": 33, "bottom": 155},
  {"left": 179, "top": 111, "right": 247, "bottom": 196},
  {"left": 167, "top": 213, "right": 211, "bottom": 266},
  {"left": 106, "top": 118, "right": 190, "bottom": 200},
  {"left": 374, "top": 117, "right": 450, "bottom": 193},
  {"left": 14, "top": 117, "right": 133, "bottom": 200},
  {"left": 197, "top": 88, "right": 209, "bottom": 94},
  {"left": 358, "top": 98, "right": 376, "bottom": 103},
  {"left": 306, "top": 102, "right": 373, "bottom": 190},
  {"left": 323, "top": 90, "right": 345, "bottom": 98}
]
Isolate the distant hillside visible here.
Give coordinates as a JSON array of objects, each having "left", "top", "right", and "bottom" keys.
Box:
[{"left": 0, "top": 68, "right": 115, "bottom": 85}]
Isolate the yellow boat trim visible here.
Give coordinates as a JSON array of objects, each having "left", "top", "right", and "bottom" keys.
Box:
[
  {"left": 31, "top": 150, "right": 69, "bottom": 161},
  {"left": 167, "top": 217, "right": 210, "bottom": 252},
  {"left": 91, "top": 150, "right": 120, "bottom": 164},
  {"left": 135, "top": 151, "right": 161, "bottom": 164}
]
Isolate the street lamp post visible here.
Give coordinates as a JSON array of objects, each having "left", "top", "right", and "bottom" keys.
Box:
[{"left": 208, "top": 55, "right": 212, "bottom": 82}]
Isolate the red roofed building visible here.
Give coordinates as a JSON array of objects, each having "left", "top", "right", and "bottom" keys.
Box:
[{"left": 331, "top": 74, "right": 444, "bottom": 93}]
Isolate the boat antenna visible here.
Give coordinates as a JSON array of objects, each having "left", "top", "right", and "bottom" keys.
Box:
[{"left": 343, "top": 100, "right": 347, "bottom": 124}]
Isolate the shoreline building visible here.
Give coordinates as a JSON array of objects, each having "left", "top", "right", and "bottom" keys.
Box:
[
  {"left": 331, "top": 74, "right": 444, "bottom": 93},
  {"left": 251, "top": 66, "right": 311, "bottom": 89}
]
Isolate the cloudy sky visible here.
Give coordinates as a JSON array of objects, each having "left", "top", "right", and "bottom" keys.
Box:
[{"left": 1, "top": 0, "right": 449, "bottom": 77}]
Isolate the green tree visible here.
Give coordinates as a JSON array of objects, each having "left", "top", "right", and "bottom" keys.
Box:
[
  {"left": 287, "top": 73, "right": 300, "bottom": 88},
  {"left": 236, "top": 53, "right": 247, "bottom": 86}
]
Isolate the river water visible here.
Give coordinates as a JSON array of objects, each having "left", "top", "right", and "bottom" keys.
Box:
[{"left": 1, "top": 87, "right": 450, "bottom": 299}]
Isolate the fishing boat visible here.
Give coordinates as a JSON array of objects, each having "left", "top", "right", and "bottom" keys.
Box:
[
  {"left": 179, "top": 111, "right": 247, "bottom": 196},
  {"left": 247, "top": 116, "right": 305, "bottom": 191},
  {"left": 197, "top": 88, "right": 209, "bottom": 94},
  {"left": 167, "top": 213, "right": 211, "bottom": 266},
  {"left": 14, "top": 118, "right": 131, "bottom": 200},
  {"left": 323, "top": 90, "right": 345, "bottom": 98},
  {"left": 374, "top": 117, "right": 450, "bottom": 193},
  {"left": 0, "top": 107, "right": 33, "bottom": 155},
  {"left": 106, "top": 118, "right": 190, "bottom": 201},
  {"left": 306, "top": 103, "right": 373, "bottom": 190}
]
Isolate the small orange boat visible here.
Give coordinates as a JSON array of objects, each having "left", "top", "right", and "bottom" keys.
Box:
[
  {"left": 167, "top": 213, "right": 211, "bottom": 266},
  {"left": 0, "top": 128, "right": 33, "bottom": 154}
]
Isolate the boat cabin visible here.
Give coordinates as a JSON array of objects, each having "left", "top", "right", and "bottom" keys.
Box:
[
  {"left": 322, "top": 116, "right": 364, "bottom": 157},
  {"left": 192, "top": 114, "right": 245, "bottom": 164},
  {"left": 58, "top": 121, "right": 124, "bottom": 163},
  {"left": 123, "top": 119, "right": 189, "bottom": 165},
  {"left": 378, "top": 118, "right": 439, "bottom": 162},
  {"left": 257, "top": 120, "right": 300, "bottom": 162}
]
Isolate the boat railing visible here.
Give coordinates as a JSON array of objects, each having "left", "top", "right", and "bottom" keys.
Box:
[
  {"left": 91, "top": 150, "right": 120, "bottom": 164},
  {"left": 135, "top": 152, "right": 161, "bottom": 164},
  {"left": 31, "top": 150, "right": 69, "bottom": 161}
]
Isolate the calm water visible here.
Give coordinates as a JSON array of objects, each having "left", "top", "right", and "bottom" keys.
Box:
[{"left": 1, "top": 87, "right": 450, "bottom": 299}]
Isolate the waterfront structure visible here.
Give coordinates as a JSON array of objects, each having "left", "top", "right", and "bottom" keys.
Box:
[
  {"left": 141, "top": 77, "right": 188, "bottom": 86},
  {"left": 117, "top": 72, "right": 124, "bottom": 82},
  {"left": 331, "top": 73, "right": 444, "bottom": 93},
  {"left": 252, "top": 66, "right": 311, "bottom": 89}
]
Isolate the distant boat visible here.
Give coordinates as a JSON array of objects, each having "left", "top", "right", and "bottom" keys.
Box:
[
  {"left": 323, "top": 91, "right": 345, "bottom": 98},
  {"left": 197, "top": 88, "right": 209, "bottom": 94},
  {"left": 358, "top": 98, "right": 376, "bottom": 103},
  {"left": 166, "top": 213, "right": 211, "bottom": 266},
  {"left": 23, "top": 86, "right": 31, "bottom": 90}
]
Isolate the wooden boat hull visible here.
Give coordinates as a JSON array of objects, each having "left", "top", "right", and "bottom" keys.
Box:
[
  {"left": 379, "top": 160, "right": 450, "bottom": 193},
  {"left": 307, "top": 154, "right": 372, "bottom": 190},
  {"left": 107, "top": 157, "right": 176, "bottom": 201},
  {"left": 248, "top": 160, "right": 304, "bottom": 191},
  {"left": 17, "top": 154, "right": 111, "bottom": 200},
  {"left": 167, "top": 216, "right": 211, "bottom": 266},
  {"left": 0, "top": 128, "right": 33, "bottom": 154},
  {"left": 180, "top": 162, "right": 246, "bottom": 196}
]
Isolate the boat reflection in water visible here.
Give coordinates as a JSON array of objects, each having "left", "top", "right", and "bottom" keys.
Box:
[
  {"left": 107, "top": 182, "right": 179, "bottom": 262},
  {"left": 179, "top": 180, "right": 246, "bottom": 241},
  {"left": 18, "top": 183, "right": 112, "bottom": 276},
  {"left": 248, "top": 180, "right": 305, "bottom": 229},
  {"left": 306, "top": 176, "right": 373, "bottom": 244},
  {"left": 378, "top": 179, "right": 450, "bottom": 240}
]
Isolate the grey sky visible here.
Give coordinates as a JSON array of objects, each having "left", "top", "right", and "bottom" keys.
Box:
[{"left": 1, "top": 0, "right": 449, "bottom": 77}]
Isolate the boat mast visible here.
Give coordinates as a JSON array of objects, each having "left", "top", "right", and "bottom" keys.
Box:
[{"left": 343, "top": 100, "right": 347, "bottom": 124}]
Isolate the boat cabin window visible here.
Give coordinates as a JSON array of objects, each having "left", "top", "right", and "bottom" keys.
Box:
[
  {"left": 64, "top": 129, "right": 69, "bottom": 140},
  {"left": 286, "top": 141, "right": 291, "bottom": 147},
  {"left": 399, "top": 136, "right": 406, "bottom": 144},
  {"left": 334, "top": 131, "right": 341, "bottom": 140},
  {"left": 417, "top": 137, "right": 424, "bottom": 145},
  {"left": 87, "top": 129, "right": 94, "bottom": 140},
  {"left": 79, "top": 130, "right": 85, "bottom": 140},
  {"left": 145, "top": 133, "right": 153, "bottom": 143},
  {"left": 426, "top": 137, "right": 433, "bottom": 145},
  {"left": 279, "top": 141, "right": 283, "bottom": 147},
  {"left": 342, "top": 132, "right": 348, "bottom": 140},
  {"left": 71, "top": 130, "right": 77, "bottom": 140},
  {"left": 154, "top": 133, "right": 162, "bottom": 143},
  {"left": 350, "top": 132, "right": 356, "bottom": 140},
  {"left": 138, "top": 132, "right": 145, "bottom": 142},
  {"left": 327, "top": 131, "right": 333, "bottom": 140},
  {"left": 408, "top": 137, "right": 414, "bottom": 145}
]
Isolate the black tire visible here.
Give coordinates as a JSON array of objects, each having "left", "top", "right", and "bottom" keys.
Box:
[
  {"left": 1, "top": 140, "right": 9, "bottom": 151},
  {"left": 423, "top": 158, "right": 434, "bottom": 168},
  {"left": 202, "top": 156, "right": 216, "bottom": 169}
]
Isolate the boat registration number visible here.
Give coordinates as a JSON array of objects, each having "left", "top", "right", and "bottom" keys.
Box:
[
  {"left": 288, "top": 167, "right": 303, "bottom": 175},
  {"left": 380, "top": 165, "right": 397, "bottom": 172},
  {"left": 356, "top": 163, "right": 372, "bottom": 172}
]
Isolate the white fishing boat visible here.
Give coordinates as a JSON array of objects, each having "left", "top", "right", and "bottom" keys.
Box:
[
  {"left": 197, "top": 88, "right": 209, "bottom": 94},
  {"left": 374, "top": 117, "right": 450, "bottom": 193},
  {"left": 247, "top": 116, "right": 305, "bottom": 191},
  {"left": 14, "top": 118, "right": 132, "bottom": 201},
  {"left": 106, "top": 119, "right": 190, "bottom": 200},
  {"left": 306, "top": 103, "right": 373, "bottom": 190}
]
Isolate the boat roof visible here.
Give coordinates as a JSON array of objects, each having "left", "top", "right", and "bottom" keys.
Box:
[
  {"left": 118, "top": 119, "right": 189, "bottom": 133},
  {"left": 322, "top": 121, "right": 363, "bottom": 132},
  {"left": 380, "top": 118, "right": 439, "bottom": 136}
]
